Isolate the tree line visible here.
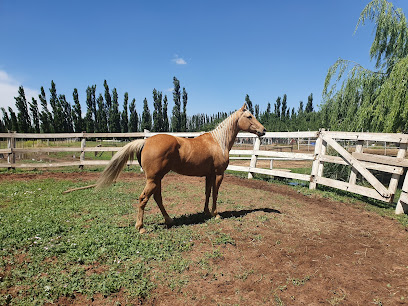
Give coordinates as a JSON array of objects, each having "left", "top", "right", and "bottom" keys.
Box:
[
  {"left": 0, "top": 77, "right": 190, "bottom": 134},
  {"left": 0, "top": 74, "right": 319, "bottom": 134}
]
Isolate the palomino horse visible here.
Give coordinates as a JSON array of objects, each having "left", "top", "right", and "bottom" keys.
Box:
[{"left": 96, "top": 104, "right": 266, "bottom": 233}]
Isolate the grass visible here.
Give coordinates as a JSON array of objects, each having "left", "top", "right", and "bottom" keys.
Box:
[{"left": 0, "top": 178, "right": 196, "bottom": 304}]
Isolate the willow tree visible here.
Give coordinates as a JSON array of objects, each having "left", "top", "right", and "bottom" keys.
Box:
[{"left": 323, "top": 0, "right": 408, "bottom": 132}]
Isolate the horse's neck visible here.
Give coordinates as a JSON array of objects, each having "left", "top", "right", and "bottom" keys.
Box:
[{"left": 209, "top": 112, "right": 240, "bottom": 155}]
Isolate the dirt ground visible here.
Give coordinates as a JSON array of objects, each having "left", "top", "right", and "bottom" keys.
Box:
[{"left": 2, "top": 171, "right": 408, "bottom": 305}]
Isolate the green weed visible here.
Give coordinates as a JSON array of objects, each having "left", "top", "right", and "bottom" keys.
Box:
[
  {"left": 0, "top": 179, "right": 195, "bottom": 304},
  {"left": 210, "top": 231, "right": 236, "bottom": 246}
]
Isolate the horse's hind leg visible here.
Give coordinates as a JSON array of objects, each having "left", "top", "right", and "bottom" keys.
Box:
[
  {"left": 135, "top": 179, "right": 157, "bottom": 234},
  {"left": 153, "top": 180, "right": 173, "bottom": 227},
  {"left": 204, "top": 175, "right": 214, "bottom": 216},
  {"left": 211, "top": 174, "right": 224, "bottom": 219}
]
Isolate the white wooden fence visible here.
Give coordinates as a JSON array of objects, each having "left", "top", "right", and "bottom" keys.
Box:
[{"left": 1, "top": 130, "right": 407, "bottom": 214}]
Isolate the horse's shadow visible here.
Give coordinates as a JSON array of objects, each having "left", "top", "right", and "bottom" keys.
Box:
[{"left": 169, "top": 207, "right": 281, "bottom": 227}]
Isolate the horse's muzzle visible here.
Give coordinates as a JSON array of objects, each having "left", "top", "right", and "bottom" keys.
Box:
[{"left": 257, "top": 128, "right": 266, "bottom": 137}]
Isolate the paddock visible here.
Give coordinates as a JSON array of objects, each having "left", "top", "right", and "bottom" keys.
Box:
[{"left": 1, "top": 170, "right": 407, "bottom": 305}]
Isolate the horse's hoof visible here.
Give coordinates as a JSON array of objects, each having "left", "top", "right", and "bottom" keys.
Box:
[
  {"left": 215, "top": 214, "right": 221, "bottom": 220},
  {"left": 139, "top": 228, "right": 146, "bottom": 234},
  {"left": 165, "top": 217, "right": 174, "bottom": 227}
]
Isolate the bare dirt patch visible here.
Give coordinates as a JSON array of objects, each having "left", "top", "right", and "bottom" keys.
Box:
[{"left": 2, "top": 171, "right": 408, "bottom": 305}]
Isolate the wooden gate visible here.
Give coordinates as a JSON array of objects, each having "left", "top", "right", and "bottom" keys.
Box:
[{"left": 309, "top": 130, "right": 408, "bottom": 211}]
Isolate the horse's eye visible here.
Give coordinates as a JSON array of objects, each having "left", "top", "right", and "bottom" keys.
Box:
[{"left": 247, "top": 115, "right": 252, "bottom": 119}]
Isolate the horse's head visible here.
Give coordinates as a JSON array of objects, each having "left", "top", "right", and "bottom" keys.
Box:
[{"left": 237, "top": 103, "right": 266, "bottom": 137}]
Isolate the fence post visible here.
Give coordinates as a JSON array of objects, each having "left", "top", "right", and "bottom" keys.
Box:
[
  {"left": 389, "top": 142, "right": 407, "bottom": 202},
  {"left": 80, "top": 134, "right": 86, "bottom": 169},
  {"left": 317, "top": 138, "right": 327, "bottom": 178},
  {"left": 309, "top": 130, "right": 323, "bottom": 189},
  {"left": 396, "top": 170, "right": 408, "bottom": 214},
  {"left": 248, "top": 137, "right": 261, "bottom": 179},
  {"left": 7, "top": 131, "right": 16, "bottom": 168},
  {"left": 297, "top": 130, "right": 300, "bottom": 151}
]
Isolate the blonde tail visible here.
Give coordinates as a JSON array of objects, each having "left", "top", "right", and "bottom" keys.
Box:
[{"left": 96, "top": 139, "right": 145, "bottom": 189}]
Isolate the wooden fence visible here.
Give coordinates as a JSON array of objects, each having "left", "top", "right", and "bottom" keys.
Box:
[{"left": 1, "top": 130, "right": 407, "bottom": 214}]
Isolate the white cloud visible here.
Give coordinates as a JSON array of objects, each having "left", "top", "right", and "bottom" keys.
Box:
[
  {"left": 0, "top": 70, "right": 39, "bottom": 111},
  {"left": 172, "top": 55, "right": 187, "bottom": 65}
]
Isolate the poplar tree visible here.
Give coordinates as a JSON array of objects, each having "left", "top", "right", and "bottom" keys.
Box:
[
  {"left": 104, "top": 80, "right": 112, "bottom": 130},
  {"left": 85, "top": 86, "right": 96, "bottom": 133},
  {"left": 181, "top": 87, "right": 188, "bottom": 132},
  {"left": 141, "top": 98, "right": 152, "bottom": 131},
  {"left": 109, "top": 88, "right": 121, "bottom": 133},
  {"left": 96, "top": 94, "right": 108, "bottom": 132},
  {"left": 0, "top": 118, "right": 5, "bottom": 132},
  {"left": 298, "top": 101, "right": 304, "bottom": 114},
  {"left": 163, "top": 95, "right": 169, "bottom": 132},
  {"left": 29, "top": 97, "right": 40, "bottom": 133},
  {"left": 1, "top": 108, "right": 11, "bottom": 131},
  {"left": 305, "top": 93, "right": 313, "bottom": 113},
  {"left": 255, "top": 104, "right": 260, "bottom": 119},
  {"left": 245, "top": 94, "right": 254, "bottom": 114},
  {"left": 281, "top": 94, "right": 287, "bottom": 119},
  {"left": 59, "top": 94, "right": 73, "bottom": 132},
  {"left": 104, "top": 80, "right": 112, "bottom": 109},
  {"left": 171, "top": 77, "right": 181, "bottom": 132},
  {"left": 39, "top": 86, "right": 53, "bottom": 133},
  {"left": 90, "top": 86, "right": 98, "bottom": 130},
  {"left": 121, "top": 92, "right": 129, "bottom": 133},
  {"left": 14, "top": 86, "right": 31, "bottom": 132},
  {"left": 72, "top": 88, "right": 83, "bottom": 133},
  {"left": 129, "top": 98, "right": 138, "bottom": 132},
  {"left": 8, "top": 107, "right": 18, "bottom": 131},
  {"left": 49, "top": 81, "right": 64, "bottom": 132},
  {"left": 275, "top": 96, "right": 281, "bottom": 118},
  {"left": 152, "top": 89, "right": 164, "bottom": 132}
]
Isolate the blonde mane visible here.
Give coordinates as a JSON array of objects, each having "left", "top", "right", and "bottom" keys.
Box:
[{"left": 209, "top": 110, "right": 240, "bottom": 154}]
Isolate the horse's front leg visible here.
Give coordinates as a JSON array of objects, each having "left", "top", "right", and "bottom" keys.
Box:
[
  {"left": 211, "top": 174, "right": 224, "bottom": 219},
  {"left": 204, "top": 175, "right": 214, "bottom": 216}
]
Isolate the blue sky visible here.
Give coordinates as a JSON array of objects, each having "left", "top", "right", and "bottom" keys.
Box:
[{"left": 1, "top": 0, "right": 408, "bottom": 116}]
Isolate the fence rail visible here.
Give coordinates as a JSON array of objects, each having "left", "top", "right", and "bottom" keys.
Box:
[{"left": 1, "top": 130, "right": 408, "bottom": 214}]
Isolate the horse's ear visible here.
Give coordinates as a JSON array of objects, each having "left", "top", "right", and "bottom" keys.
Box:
[{"left": 240, "top": 103, "right": 247, "bottom": 111}]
